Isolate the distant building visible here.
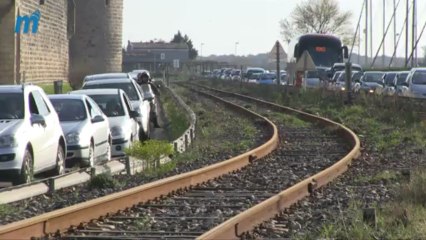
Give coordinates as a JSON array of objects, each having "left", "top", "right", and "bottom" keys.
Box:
[{"left": 123, "top": 41, "right": 189, "bottom": 73}]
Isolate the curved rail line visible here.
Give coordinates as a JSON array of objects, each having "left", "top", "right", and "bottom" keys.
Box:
[
  {"left": 0, "top": 88, "right": 279, "bottom": 239},
  {"left": 190, "top": 84, "right": 360, "bottom": 239}
]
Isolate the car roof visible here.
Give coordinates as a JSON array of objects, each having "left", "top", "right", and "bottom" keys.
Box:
[
  {"left": 48, "top": 94, "right": 86, "bottom": 100},
  {"left": 71, "top": 88, "right": 123, "bottom": 96},
  {"left": 83, "top": 78, "right": 133, "bottom": 85},
  {"left": 364, "top": 71, "right": 384, "bottom": 74},
  {"left": 84, "top": 73, "right": 129, "bottom": 80},
  {"left": 0, "top": 84, "right": 42, "bottom": 93}
]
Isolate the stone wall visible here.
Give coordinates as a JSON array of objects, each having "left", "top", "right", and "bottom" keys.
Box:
[
  {"left": 0, "top": 1, "right": 16, "bottom": 84},
  {"left": 17, "top": 0, "right": 69, "bottom": 84}
]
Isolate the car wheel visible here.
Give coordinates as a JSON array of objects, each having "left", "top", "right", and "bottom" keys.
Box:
[
  {"left": 139, "top": 128, "right": 149, "bottom": 142},
  {"left": 53, "top": 144, "right": 65, "bottom": 176},
  {"left": 82, "top": 143, "right": 95, "bottom": 168},
  {"left": 15, "top": 149, "right": 34, "bottom": 185},
  {"left": 105, "top": 140, "right": 112, "bottom": 161}
]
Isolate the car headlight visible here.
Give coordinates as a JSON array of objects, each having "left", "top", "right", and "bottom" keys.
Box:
[
  {"left": 341, "top": 87, "right": 346, "bottom": 91},
  {"left": 111, "top": 126, "right": 123, "bottom": 137},
  {"left": 66, "top": 132, "right": 80, "bottom": 145},
  {"left": 0, "top": 135, "right": 17, "bottom": 148},
  {"left": 369, "top": 89, "right": 374, "bottom": 93}
]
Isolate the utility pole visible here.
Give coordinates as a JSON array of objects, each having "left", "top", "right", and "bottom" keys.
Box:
[
  {"left": 412, "top": 0, "right": 417, "bottom": 67},
  {"left": 276, "top": 41, "right": 280, "bottom": 85},
  {"left": 365, "top": 0, "right": 368, "bottom": 67},
  {"left": 383, "top": 0, "right": 386, "bottom": 67},
  {"left": 369, "top": 0, "right": 373, "bottom": 64},
  {"left": 394, "top": 0, "right": 397, "bottom": 51},
  {"left": 405, "top": 0, "right": 409, "bottom": 67}
]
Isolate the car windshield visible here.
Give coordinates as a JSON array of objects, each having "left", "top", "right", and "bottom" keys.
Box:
[
  {"left": 307, "top": 71, "right": 319, "bottom": 78},
  {"left": 363, "top": 73, "right": 383, "bottom": 83},
  {"left": 338, "top": 73, "right": 346, "bottom": 82},
  {"left": 51, "top": 99, "right": 87, "bottom": 122},
  {"left": 384, "top": 73, "right": 396, "bottom": 85},
  {"left": 0, "top": 93, "right": 24, "bottom": 119},
  {"left": 412, "top": 71, "right": 426, "bottom": 85},
  {"left": 83, "top": 82, "right": 139, "bottom": 101},
  {"left": 89, "top": 95, "right": 125, "bottom": 117},
  {"left": 260, "top": 74, "right": 276, "bottom": 80},
  {"left": 396, "top": 73, "right": 409, "bottom": 85}
]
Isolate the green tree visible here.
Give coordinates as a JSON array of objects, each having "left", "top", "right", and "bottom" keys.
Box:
[
  {"left": 280, "top": 0, "right": 353, "bottom": 44},
  {"left": 171, "top": 31, "right": 198, "bottom": 60}
]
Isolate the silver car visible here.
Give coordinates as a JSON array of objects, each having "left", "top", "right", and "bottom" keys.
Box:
[
  {"left": 0, "top": 85, "right": 66, "bottom": 185},
  {"left": 49, "top": 94, "right": 112, "bottom": 167},
  {"left": 405, "top": 68, "right": 426, "bottom": 99},
  {"left": 82, "top": 78, "right": 151, "bottom": 140},
  {"left": 71, "top": 89, "right": 139, "bottom": 158}
]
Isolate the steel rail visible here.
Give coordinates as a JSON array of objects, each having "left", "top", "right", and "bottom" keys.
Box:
[
  {"left": 192, "top": 85, "right": 360, "bottom": 240},
  {"left": 0, "top": 87, "right": 279, "bottom": 239}
]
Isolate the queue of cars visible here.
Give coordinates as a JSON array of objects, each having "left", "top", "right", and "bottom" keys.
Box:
[
  {"left": 328, "top": 68, "right": 426, "bottom": 98},
  {"left": 208, "top": 64, "right": 426, "bottom": 98},
  {"left": 0, "top": 70, "right": 158, "bottom": 185},
  {"left": 208, "top": 67, "right": 288, "bottom": 85}
]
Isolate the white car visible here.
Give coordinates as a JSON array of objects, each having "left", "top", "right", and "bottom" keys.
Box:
[
  {"left": 83, "top": 73, "right": 131, "bottom": 84},
  {"left": 404, "top": 68, "right": 426, "bottom": 99},
  {"left": 0, "top": 85, "right": 66, "bottom": 184},
  {"left": 82, "top": 78, "right": 151, "bottom": 140},
  {"left": 71, "top": 89, "right": 139, "bottom": 158},
  {"left": 49, "top": 94, "right": 112, "bottom": 167}
]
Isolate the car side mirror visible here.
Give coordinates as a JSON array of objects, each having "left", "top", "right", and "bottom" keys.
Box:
[
  {"left": 91, "top": 115, "right": 104, "bottom": 123},
  {"left": 130, "top": 110, "right": 140, "bottom": 118},
  {"left": 31, "top": 114, "right": 46, "bottom": 126}
]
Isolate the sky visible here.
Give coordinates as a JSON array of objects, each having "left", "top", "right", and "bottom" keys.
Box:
[{"left": 123, "top": 0, "right": 426, "bottom": 58}]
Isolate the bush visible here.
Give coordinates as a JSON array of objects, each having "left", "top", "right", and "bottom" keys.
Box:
[
  {"left": 125, "top": 140, "right": 174, "bottom": 168},
  {"left": 88, "top": 173, "right": 120, "bottom": 189}
]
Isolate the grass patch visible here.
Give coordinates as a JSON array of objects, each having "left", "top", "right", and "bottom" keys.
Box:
[
  {"left": 39, "top": 82, "right": 73, "bottom": 94},
  {"left": 161, "top": 89, "right": 190, "bottom": 140},
  {"left": 355, "top": 170, "right": 400, "bottom": 184},
  {"left": 270, "top": 112, "right": 310, "bottom": 128},
  {"left": 0, "top": 204, "right": 19, "bottom": 218},
  {"left": 88, "top": 173, "right": 121, "bottom": 189},
  {"left": 171, "top": 85, "right": 259, "bottom": 164}
]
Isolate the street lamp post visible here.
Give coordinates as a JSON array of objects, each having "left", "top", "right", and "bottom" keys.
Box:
[{"left": 235, "top": 42, "right": 239, "bottom": 55}]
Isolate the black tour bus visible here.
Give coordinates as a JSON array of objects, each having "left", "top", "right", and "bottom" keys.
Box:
[{"left": 289, "top": 33, "right": 344, "bottom": 68}]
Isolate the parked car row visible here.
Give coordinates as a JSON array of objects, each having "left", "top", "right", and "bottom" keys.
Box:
[{"left": 0, "top": 70, "right": 159, "bottom": 185}]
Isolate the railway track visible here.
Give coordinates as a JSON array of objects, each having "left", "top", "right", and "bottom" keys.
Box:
[
  {"left": 61, "top": 86, "right": 353, "bottom": 239},
  {"left": 0, "top": 85, "right": 359, "bottom": 239}
]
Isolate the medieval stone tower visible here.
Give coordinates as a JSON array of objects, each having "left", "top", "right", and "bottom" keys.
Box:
[{"left": 69, "top": 0, "right": 123, "bottom": 87}]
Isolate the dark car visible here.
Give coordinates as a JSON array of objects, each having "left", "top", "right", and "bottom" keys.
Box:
[{"left": 359, "top": 71, "right": 384, "bottom": 94}]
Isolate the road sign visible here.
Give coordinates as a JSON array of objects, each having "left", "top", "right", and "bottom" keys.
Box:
[
  {"left": 268, "top": 41, "right": 287, "bottom": 61},
  {"left": 173, "top": 59, "right": 180, "bottom": 69},
  {"left": 296, "top": 51, "right": 316, "bottom": 71}
]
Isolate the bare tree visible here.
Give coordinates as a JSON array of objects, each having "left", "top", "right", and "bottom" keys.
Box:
[{"left": 280, "top": 0, "right": 353, "bottom": 44}]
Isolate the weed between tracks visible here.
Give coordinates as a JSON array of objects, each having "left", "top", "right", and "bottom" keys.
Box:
[
  {"left": 171, "top": 85, "right": 260, "bottom": 163},
  {"left": 198, "top": 79, "right": 426, "bottom": 239}
]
